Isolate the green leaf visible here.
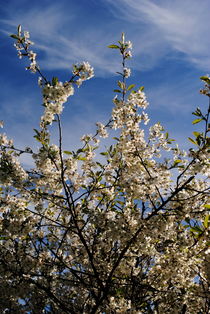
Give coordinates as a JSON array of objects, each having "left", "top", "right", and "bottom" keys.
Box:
[
  {"left": 167, "top": 139, "right": 175, "bottom": 143},
  {"left": 174, "top": 159, "right": 182, "bottom": 165},
  {"left": 63, "top": 151, "right": 72, "bottom": 155},
  {"left": 117, "top": 81, "right": 126, "bottom": 90},
  {"left": 17, "top": 25, "right": 22, "bottom": 36},
  {"left": 33, "top": 135, "right": 42, "bottom": 143},
  {"left": 192, "top": 118, "right": 203, "bottom": 124},
  {"left": 139, "top": 86, "right": 144, "bottom": 92},
  {"left": 188, "top": 137, "right": 197, "bottom": 145},
  {"left": 33, "top": 129, "right": 40, "bottom": 135},
  {"left": 196, "top": 137, "right": 201, "bottom": 146},
  {"left": 76, "top": 148, "right": 84, "bottom": 154},
  {"left": 193, "top": 131, "right": 201, "bottom": 137},
  {"left": 52, "top": 77, "right": 58, "bottom": 86},
  {"left": 77, "top": 156, "right": 86, "bottom": 161},
  {"left": 204, "top": 204, "right": 210, "bottom": 209},
  {"left": 185, "top": 217, "right": 191, "bottom": 224},
  {"left": 204, "top": 214, "right": 209, "bottom": 229},
  {"left": 113, "top": 89, "right": 122, "bottom": 93},
  {"left": 200, "top": 76, "right": 210, "bottom": 85},
  {"left": 108, "top": 44, "right": 120, "bottom": 49},
  {"left": 0, "top": 235, "right": 9, "bottom": 240},
  {"left": 190, "top": 226, "right": 203, "bottom": 234},
  {"left": 192, "top": 111, "right": 201, "bottom": 117},
  {"left": 10, "top": 34, "right": 19, "bottom": 40},
  {"left": 127, "top": 84, "right": 135, "bottom": 91},
  {"left": 100, "top": 152, "right": 108, "bottom": 156}
]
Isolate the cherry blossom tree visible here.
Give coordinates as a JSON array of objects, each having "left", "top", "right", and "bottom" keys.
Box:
[{"left": 0, "top": 26, "right": 209, "bottom": 313}]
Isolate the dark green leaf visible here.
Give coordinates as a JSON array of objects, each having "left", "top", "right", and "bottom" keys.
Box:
[
  {"left": 33, "top": 129, "right": 40, "bottom": 135},
  {"left": 192, "top": 111, "right": 201, "bottom": 117},
  {"left": 10, "top": 34, "right": 19, "bottom": 40},
  {"left": 200, "top": 76, "right": 210, "bottom": 85},
  {"left": 52, "top": 77, "right": 58, "bottom": 86},
  {"left": 76, "top": 148, "right": 84, "bottom": 154},
  {"left": 0, "top": 236, "right": 9, "bottom": 240},
  {"left": 185, "top": 218, "right": 191, "bottom": 224},
  {"left": 190, "top": 226, "right": 203, "bottom": 234}
]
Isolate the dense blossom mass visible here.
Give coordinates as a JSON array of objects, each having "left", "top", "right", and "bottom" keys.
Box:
[{"left": 0, "top": 27, "right": 209, "bottom": 313}]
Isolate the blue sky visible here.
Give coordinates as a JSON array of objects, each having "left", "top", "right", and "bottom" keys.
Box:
[{"left": 0, "top": 0, "right": 209, "bottom": 166}]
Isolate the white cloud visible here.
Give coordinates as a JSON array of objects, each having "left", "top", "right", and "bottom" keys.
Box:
[
  {"left": 1, "top": 0, "right": 210, "bottom": 74},
  {"left": 0, "top": 2, "right": 121, "bottom": 75},
  {"left": 0, "top": 0, "right": 208, "bottom": 161},
  {"left": 105, "top": 0, "right": 210, "bottom": 70}
]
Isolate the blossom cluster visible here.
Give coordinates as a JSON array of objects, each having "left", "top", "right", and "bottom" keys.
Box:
[
  {"left": 121, "top": 32, "right": 132, "bottom": 58},
  {"left": 40, "top": 80, "right": 74, "bottom": 126},
  {"left": 127, "top": 88, "right": 149, "bottom": 109},
  {"left": 96, "top": 122, "right": 109, "bottom": 138},
  {"left": 12, "top": 26, "right": 38, "bottom": 73},
  {"left": 72, "top": 61, "right": 94, "bottom": 87},
  {"left": 112, "top": 89, "right": 149, "bottom": 130},
  {"left": 200, "top": 74, "right": 210, "bottom": 96},
  {"left": 0, "top": 132, "right": 27, "bottom": 187},
  {"left": 39, "top": 62, "right": 94, "bottom": 126}
]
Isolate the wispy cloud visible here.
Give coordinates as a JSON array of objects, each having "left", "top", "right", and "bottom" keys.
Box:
[
  {"left": 1, "top": 0, "right": 209, "bottom": 74},
  {"left": 0, "top": 1, "right": 122, "bottom": 75},
  {"left": 105, "top": 0, "right": 210, "bottom": 71},
  {"left": 0, "top": 0, "right": 208, "bottom": 166}
]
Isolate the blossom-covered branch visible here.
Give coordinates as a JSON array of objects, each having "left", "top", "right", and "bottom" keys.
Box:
[{"left": 0, "top": 26, "right": 209, "bottom": 313}]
